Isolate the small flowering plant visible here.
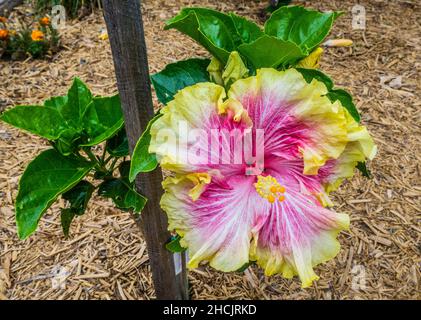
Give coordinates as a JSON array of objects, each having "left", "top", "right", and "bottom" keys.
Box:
[
  {"left": 0, "top": 15, "right": 60, "bottom": 59},
  {"left": 128, "top": 5, "right": 377, "bottom": 287}
]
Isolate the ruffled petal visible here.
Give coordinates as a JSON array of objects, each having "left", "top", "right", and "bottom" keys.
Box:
[
  {"left": 149, "top": 82, "right": 251, "bottom": 175},
  {"left": 318, "top": 111, "right": 377, "bottom": 193},
  {"left": 161, "top": 174, "right": 266, "bottom": 271},
  {"left": 228, "top": 68, "right": 349, "bottom": 175},
  {"left": 250, "top": 174, "right": 349, "bottom": 288}
]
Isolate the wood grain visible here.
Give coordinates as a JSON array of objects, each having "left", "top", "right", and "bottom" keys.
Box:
[{"left": 102, "top": 0, "right": 188, "bottom": 300}]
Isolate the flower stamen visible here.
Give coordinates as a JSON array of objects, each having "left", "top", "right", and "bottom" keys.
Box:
[{"left": 254, "top": 175, "right": 286, "bottom": 204}]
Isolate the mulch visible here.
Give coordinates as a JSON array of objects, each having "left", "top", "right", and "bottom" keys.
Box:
[{"left": 0, "top": 0, "right": 419, "bottom": 299}]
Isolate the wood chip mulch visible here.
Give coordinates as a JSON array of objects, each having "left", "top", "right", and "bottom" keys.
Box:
[{"left": 0, "top": 0, "right": 420, "bottom": 300}]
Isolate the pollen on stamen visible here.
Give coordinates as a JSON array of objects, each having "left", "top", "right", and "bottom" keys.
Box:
[{"left": 254, "top": 175, "right": 286, "bottom": 204}]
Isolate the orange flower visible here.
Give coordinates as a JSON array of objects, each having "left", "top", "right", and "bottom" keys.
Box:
[
  {"left": 39, "top": 17, "right": 50, "bottom": 26},
  {"left": 0, "top": 29, "right": 9, "bottom": 40},
  {"left": 0, "top": 16, "right": 7, "bottom": 24},
  {"left": 31, "top": 30, "right": 44, "bottom": 41}
]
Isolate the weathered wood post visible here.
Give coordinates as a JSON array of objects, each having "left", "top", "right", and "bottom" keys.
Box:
[{"left": 102, "top": 0, "right": 188, "bottom": 300}]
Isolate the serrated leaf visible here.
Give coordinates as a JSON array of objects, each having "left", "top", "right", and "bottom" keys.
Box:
[
  {"left": 98, "top": 178, "right": 146, "bottom": 213},
  {"left": 61, "top": 180, "right": 94, "bottom": 215},
  {"left": 129, "top": 114, "right": 162, "bottom": 182},
  {"left": 265, "top": 6, "right": 341, "bottom": 54},
  {"left": 238, "top": 35, "right": 305, "bottom": 69},
  {"left": 0, "top": 105, "right": 68, "bottom": 140},
  {"left": 327, "top": 89, "right": 360, "bottom": 122},
  {"left": 356, "top": 161, "right": 371, "bottom": 178},
  {"left": 166, "top": 235, "right": 186, "bottom": 253},
  {"left": 151, "top": 58, "right": 211, "bottom": 105},
  {"left": 106, "top": 128, "right": 129, "bottom": 157},
  {"left": 60, "top": 208, "right": 76, "bottom": 237},
  {"left": 229, "top": 13, "right": 264, "bottom": 44},
  {"left": 81, "top": 95, "right": 124, "bottom": 146},
  {"left": 165, "top": 8, "right": 240, "bottom": 63},
  {"left": 16, "top": 149, "right": 94, "bottom": 239}
]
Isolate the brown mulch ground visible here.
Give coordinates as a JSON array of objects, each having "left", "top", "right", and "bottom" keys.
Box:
[{"left": 0, "top": 0, "right": 420, "bottom": 300}]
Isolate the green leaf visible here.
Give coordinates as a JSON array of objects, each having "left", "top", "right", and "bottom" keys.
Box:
[
  {"left": 60, "top": 208, "right": 76, "bottom": 237},
  {"left": 356, "top": 161, "right": 371, "bottom": 178},
  {"left": 81, "top": 95, "right": 124, "bottom": 146},
  {"left": 129, "top": 114, "right": 162, "bottom": 182},
  {"left": 61, "top": 180, "right": 94, "bottom": 215},
  {"left": 64, "top": 78, "right": 93, "bottom": 129},
  {"left": 326, "top": 89, "right": 360, "bottom": 122},
  {"left": 44, "top": 95, "right": 68, "bottom": 110},
  {"left": 166, "top": 235, "right": 186, "bottom": 253},
  {"left": 97, "top": 178, "right": 146, "bottom": 213},
  {"left": 165, "top": 8, "right": 240, "bottom": 63},
  {"left": 229, "top": 13, "right": 264, "bottom": 44},
  {"left": 151, "top": 58, "right": 211, "bottom": 105},
  {"left": 265, "top": 6, "right": 341, "bottom": 54},
  {"left": 238, "top": 35, "right": 305, "bottom": 69},
  {"left": 106, "top": 128, "right": 129, "bottom": 157},
  {"left": 52, "top": 128, "right": 84, "bottom": 156},
  {"left": 0, "top": 105, "right": 68, "bottom": 140},
  {"left": 296, "top": 68, "right": 334, "bottom": 90},
  {"left": 16, "top": 149, "right": 94, "bottom": 239}
]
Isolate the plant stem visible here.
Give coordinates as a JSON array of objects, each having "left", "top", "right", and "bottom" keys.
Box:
[
  {"left": 84, "top": 148, "right": 99, "bottom": 164},
  {"left": 100, "top": 145, "right": 107, "bottom": 163},
  {"left": 107, "top": 157, "right": 119, "bottom": 172}
]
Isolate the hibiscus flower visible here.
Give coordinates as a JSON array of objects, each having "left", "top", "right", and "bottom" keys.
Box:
[{"left": 149, "top": 67, "right": 376, "bottom": 287}]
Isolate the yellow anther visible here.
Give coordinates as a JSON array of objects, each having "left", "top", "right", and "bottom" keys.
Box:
[
  {"left": 277, "top": 186, "right": 285, "bottom": 193},
  {"left": 254, "top": 175, "right": 287, "bottom": 204}
]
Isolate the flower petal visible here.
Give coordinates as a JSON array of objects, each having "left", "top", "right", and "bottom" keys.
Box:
[
  {"left": 161, "top": 173, "right": 265, "bottom": 271},
  {"left": 251, "top": 179, "right": 349, "bottom": 288},
  {"left": 319, "top": 111, "right": 377, "bottom": 193},
  {"left": 228, "top": 68, "right": 349, "bottom": 175},
  {"left": 150, "top": 82, "right": 251, "bottom": 174}
]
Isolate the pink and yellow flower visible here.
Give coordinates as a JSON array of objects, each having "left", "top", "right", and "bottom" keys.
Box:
[{"left": 150, "top": 67, "right": 376, "bottom": 287}]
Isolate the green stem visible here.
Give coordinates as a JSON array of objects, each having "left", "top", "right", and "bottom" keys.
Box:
[
  {"left": 83, "top": 148, "right": 106, "bottom": 173},
  {"left": 100, "top": 145, "right": 107, "bottom": 163},
  {"left": 107, "top": 157, "right": 119, "bottom": 172},
  {"left": 84, "top": 148, "right": 98, "bottom": 163}
]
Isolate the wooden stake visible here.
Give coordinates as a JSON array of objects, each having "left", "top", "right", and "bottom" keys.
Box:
[{"left": 102, "top": 0, "right": 188, "bottom": 300}]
